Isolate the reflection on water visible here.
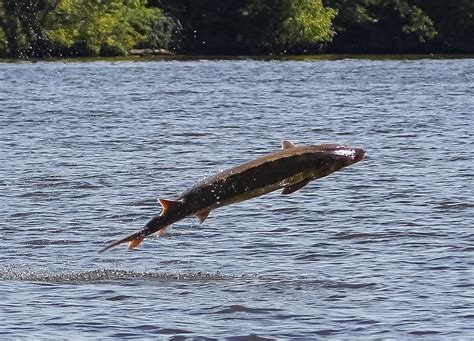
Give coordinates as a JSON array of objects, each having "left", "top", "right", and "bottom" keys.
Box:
[{"left": 0, "top": 57, "right": 473, "bottom": 339}]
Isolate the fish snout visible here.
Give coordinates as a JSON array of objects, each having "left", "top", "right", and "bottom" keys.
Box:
[
  {"left": 353, "top": 147, "right": 366, "bottom": 163},
  {"left": 331, "top": 145, "right": 366, "bottom": 166}
]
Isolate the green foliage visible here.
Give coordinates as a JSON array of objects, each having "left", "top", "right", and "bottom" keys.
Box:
[
  {"left": 131, "top": 9, "right": 181, "bottom": 49},
  {"left": 0, "top": 0, "right": 176, "bottom": 57},
  {"left": 0, "top": 28, "right": 7, "bottom": 57},
  {"left": 0, "top": 0, "right": 472, "bottom": 57},
  {"left": 157, "top": 1, "right": 251, "bottom": 54},
  {"left": 399, "top": 4, "right": 436, "bottom": 42},
  {"left": 0, "top": 0, "right": 57, "bottom": 57},
  {"left": 243, "top": 0, "right": 337, "bottom": 51},
  {"left": 158, "top": 0, "right": 336, "bottom": 54},
  {"left": 378, "top": 0, "right": 437, "bottom": 42},
  {"left": 278, "top": 0, "right": 337, "bottom": 46},
  {"left": 413, "top": 0, "right": 474, "bottom": 53},
  {"left": 324, "top": 0, "right": 438, "bottom": 52},
  {"left": 49, "top": 0, "right": 159, "bottom": 56}
]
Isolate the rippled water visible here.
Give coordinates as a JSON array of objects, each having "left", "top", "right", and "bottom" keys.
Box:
[{"left": 1, "top": 57, "right": 473, "bottom": 339}]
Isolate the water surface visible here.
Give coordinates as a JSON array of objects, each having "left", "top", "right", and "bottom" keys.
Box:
[{"left": 1, "top": 57, "right": 473, "bottom": 339}]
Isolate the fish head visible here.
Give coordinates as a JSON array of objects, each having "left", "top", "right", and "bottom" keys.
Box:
[
  {"left": 325, "top": 144, "right": 366, "bottom": 167},
  {"left": 308, "top": 144, "right": 366, "bottom": 174}
]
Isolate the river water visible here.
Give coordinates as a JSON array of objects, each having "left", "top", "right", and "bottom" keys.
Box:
[{"left": 1, "top": 57, "right": 473, "bottom": 339}]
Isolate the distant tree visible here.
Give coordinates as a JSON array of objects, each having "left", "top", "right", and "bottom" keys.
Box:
[
  {"left": 48, "top": 0, "right": 171, "bottom": 56},
  {"left": 2, "top": 0, "right": 471, "bottom": 57},
  {"left": 155, "top": 1, "right": 250, "bottom": 54},
  {"left": 244, "top": 0, "right": 336, "bottom": 53},
  {"left": 414, "top": 0, "right": 474, "bottom": 53},
  {"left": 132, "top": 9, "right": 181, "bottom": 50},
  {"left": 157, "top": 0, "right": 336, "bottom": 54},
  {"left": 324, "top": 0, "right": 437, "bottom": 53},
  {"left": 0, "top": 0, "right": 177, "bottom": 57},
  {"left": 280, "top": 0, "right": 337, "bottom": 46},
  {"left": 0, "top": 1, "right": 18, "bottom": 57},
  {"left": 0, "top": 0, "right": 59, "bottom": 57}
]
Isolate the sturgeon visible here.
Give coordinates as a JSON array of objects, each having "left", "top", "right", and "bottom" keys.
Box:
[{"left": 102, "top": 140, "right": 365, "bottom": 251}]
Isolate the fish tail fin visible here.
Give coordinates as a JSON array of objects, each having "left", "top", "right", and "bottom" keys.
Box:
[
  {"left": 100, "top": 231, "right": 144, "bottom": 252},
  {"left": 100, "top": 214, "right": 170, "bottom": 252}
]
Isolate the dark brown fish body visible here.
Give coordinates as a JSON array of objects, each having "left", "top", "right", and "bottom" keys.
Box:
[{"left": 102, "top": 140, "right": 365, "bottom": 251}]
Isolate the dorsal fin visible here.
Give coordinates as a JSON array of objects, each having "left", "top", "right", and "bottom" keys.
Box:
[
  {"left": 282, "top": 179, "right": 310, "bottom": 195},
  {"left": 282, "top": 140, "right": 297, "bottom": 150},
  {"left": 158, "top": 198, "right": 181, "bottom": 215},
  {"left": 195, "top": 208, "right": 211, "bottom": 224}
]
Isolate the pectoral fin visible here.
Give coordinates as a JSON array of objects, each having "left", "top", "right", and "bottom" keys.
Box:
[
  {"left": 282, "top": 140, "right": 297, "bottom": 149},
  {"left": 196, "top": 209, "right": 211, "bottom": 224},
  {"left": 158, "top": 198, "right": 181, "bottom": 215},
  {"left": 282, "top": 179, "right": 310, "bottom": 195},
  {"left": 128, "top": 238, "right": 143, "bottom": 250}
]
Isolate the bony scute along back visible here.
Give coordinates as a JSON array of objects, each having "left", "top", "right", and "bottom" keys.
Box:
[{"left": 101, "top": 140, "right": 366, "bottom": 252}]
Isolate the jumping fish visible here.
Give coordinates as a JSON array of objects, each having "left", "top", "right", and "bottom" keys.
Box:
[{"left": 101, "top": 140, "right": 365, "bottom": 251}]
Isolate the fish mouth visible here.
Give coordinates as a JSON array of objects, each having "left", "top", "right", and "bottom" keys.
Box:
[{"left": 353, "top": 147, "right": 366, "bottom": 163}]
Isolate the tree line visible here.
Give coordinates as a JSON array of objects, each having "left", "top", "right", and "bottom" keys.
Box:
[{"left": 0, "top": 0, "right": 472, "bottom": 58}]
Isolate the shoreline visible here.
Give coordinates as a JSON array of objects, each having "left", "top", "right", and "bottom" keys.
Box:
[{"left": 1, "top": 53, "right": 473, "bottom": 63}]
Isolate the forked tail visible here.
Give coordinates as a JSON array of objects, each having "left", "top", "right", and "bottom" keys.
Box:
[
  {"left": 100, "top": 213, "right": 171, "bottom": 252},
  {"left": 100, "top": 230, "right": 146, "bottom": 252}
]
